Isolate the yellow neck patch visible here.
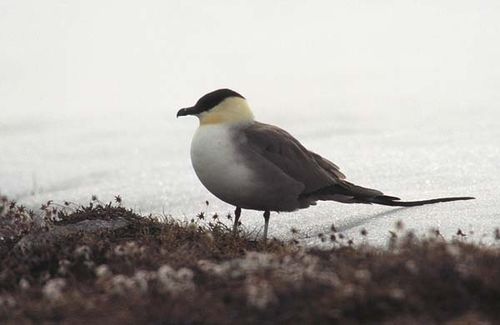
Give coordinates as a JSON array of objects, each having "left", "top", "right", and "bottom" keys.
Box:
[{"left": 199, "top": 97, "right": 255, "bottom": 126}]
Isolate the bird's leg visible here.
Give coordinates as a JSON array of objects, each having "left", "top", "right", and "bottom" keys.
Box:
[
  {"left": 263, "top": 210, "right": 270, "bottom": 243},
  {"left": 232, "top": 207, "right": 241, "bottom": 234}
]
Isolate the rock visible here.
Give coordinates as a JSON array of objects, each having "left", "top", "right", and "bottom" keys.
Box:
[{"left": 14, "top": 218, "right": 131, "bottom": 255}]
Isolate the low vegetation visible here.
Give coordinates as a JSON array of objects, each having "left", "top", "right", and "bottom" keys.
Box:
[{"left": 0, "top": 195, "right": 499, "bottom": 324}]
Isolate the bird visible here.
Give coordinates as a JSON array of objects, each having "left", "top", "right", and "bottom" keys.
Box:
[{"left": 177, "top": 88, "right": 474, "bottom": 242}]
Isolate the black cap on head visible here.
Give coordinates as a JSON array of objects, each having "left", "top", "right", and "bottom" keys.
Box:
[{"left": 177, "top": 88, "right": 245, "bottom": 117}]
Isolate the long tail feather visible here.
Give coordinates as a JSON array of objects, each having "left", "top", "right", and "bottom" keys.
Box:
[
  {"left": 368, "top": 195, "right": 475, "bottom": 207},
  {"left": 309, "top": 182, "right": 475, "bottom": 207}
]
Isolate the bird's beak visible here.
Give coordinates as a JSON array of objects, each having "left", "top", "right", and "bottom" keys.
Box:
[{"left": 176, "top": 106, "right": 198, "bottom": 118}]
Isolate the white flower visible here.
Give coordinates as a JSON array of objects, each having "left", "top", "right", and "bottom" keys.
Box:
[
  {"left": 133, "top": 270, "right": 157, "bottom": 294},
  {"left": 176, "top": 268, "right": 194, "bottom": 281},
  {"left": 42, "top": 278, "right": 66, "bottom": 301},
  {"left": 108, "top": 275, "right": 136, "bottom": 295},
  {"left": 157, "top": 264, "right": 195, "bottom": 295},
  {"left": 95, "top": 264, "right": 112, "bottom": 278},
  {"left": 113, "top": 241, "right": 143, "bottom": 256},
  {"left": 19, "top": 278, "right": 30, "bottom": 291}
]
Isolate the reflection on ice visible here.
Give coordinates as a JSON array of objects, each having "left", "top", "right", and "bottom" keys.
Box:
[{"left": 0, "top": 105, "right": 497, "bottom": 246}]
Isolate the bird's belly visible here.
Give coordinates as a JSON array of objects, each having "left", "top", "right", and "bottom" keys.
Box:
[{"left": 190, "top": 125, "right": 258, "bottom": 207}]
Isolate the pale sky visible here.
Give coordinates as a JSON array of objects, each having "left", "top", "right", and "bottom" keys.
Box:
[{"left": 1, "top": 1, "right": 499, "bottom": 118}]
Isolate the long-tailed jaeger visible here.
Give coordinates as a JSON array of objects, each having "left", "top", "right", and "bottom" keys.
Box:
[{"left": 177, "top": 89, "right": 474, "bottom": 241}]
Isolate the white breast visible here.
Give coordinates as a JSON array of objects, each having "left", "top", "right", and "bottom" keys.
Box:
[{"left": 190, "top": 124, "right": 256, "bottom": 206}]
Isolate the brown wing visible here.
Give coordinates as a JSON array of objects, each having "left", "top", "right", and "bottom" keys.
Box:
[{"left": 242, "top": 122, "right": 346, "bottom": 195}]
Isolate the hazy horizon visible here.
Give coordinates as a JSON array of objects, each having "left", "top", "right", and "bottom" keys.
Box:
[{"left": 1, "top": 1, "right": 499, "bottom": 119}]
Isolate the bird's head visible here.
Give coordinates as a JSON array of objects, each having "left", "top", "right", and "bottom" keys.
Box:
[{"left": 177, "top": 89, "right": 254, "bottom": 125}]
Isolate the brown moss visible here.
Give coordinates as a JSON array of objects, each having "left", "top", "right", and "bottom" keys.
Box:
[{"left": 0, "top": 197, "right": 499, "bottom": 324}]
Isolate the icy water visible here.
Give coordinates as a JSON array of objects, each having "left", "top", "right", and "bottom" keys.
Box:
[{"left": 1, "top": 1, "right": 499, "bottom": 245}]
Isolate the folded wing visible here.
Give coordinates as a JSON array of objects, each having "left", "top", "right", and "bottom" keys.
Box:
[{"left": 242, "top": 122, "right": 356, "bottom": 197}]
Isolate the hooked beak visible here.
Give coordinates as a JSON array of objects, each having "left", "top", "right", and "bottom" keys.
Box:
[{"left": 176, "top": 106, "right": 198, "bottom": 118}]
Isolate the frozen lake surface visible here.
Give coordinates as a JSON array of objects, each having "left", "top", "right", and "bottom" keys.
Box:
[
  {"left": 1, "top": 104, "right": 498, "bottom": 246},
  {"left": 1, "top": 1, "right": 499, "bottom": 246}
]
